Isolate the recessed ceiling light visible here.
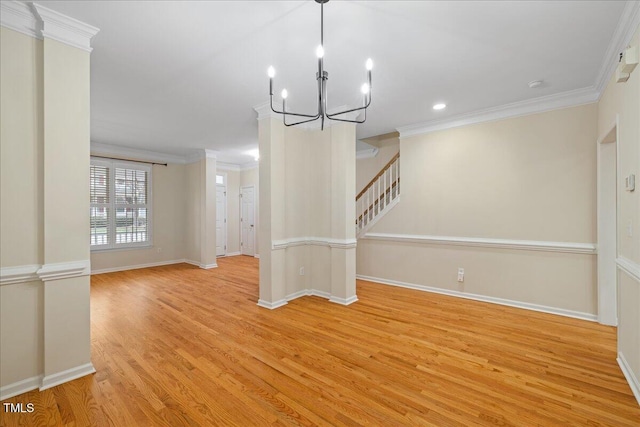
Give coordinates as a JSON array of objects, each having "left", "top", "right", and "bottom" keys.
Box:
[{"left": 433, "top": 103, "right": 446, "bottom": 110}]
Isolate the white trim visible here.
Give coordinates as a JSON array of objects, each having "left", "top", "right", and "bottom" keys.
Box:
[
  {"left": 199, "top": 262, "right": 218, "bottom": 270},
  {"left": 0, "top": 375, "right": 43, "bottom": 400},
  {"left": 356, "top": 148, "right": 379, "bottom": 160},
  {"left": 90, "top": 259, "right": 187, "bottom": 275},
  {"left": 257, "top": 298, "right": 287, "bottom": 310},
  {"left": 32, "top": 3, "right": 99, "bottom": 53},
  {"left": 616, "top": 257, "right": 640, "bottom": 282},
  {"left": 397, "top": 88, "right": 598, "bottom": 139},
  {"left": 361, "top": 233, "right": 596, "bottom": 255},
  {"left": 254, "top": 254, "right": 260, "bottom": 259},
  {"left": 184, "top": 259, "right": 201, "bottom": 267},
  {"left": 272, "top": 237, "right": 357, "bottom": 250},
  {"left": 596, "top": 118, "right": 619, "bottom": 326},
  {"left": 595, "top": 1, "right": 640, "bottom": 94},
  {"left": 37, "top": 260, "right": 90, "bottom": 282},
  {"left": 0, "top": 264, "right": 40, "bottom": 286},
  {"left": 91, "top": 142, "right": 185, "bottom": 165},
  {"left": 217, "top": 161, "right": 241, "bottom": 172},
  {"left": 617, "top": 352, "right": 640, "bottom": 406},
  {"left": 186, "top": 149, "right": 218, "bottom": 164},
  {"left": 329, "top": 295, "right": 359, "bottom": 306},
  {"left": 40, "top": 363, "right": 95, "bottom": 391},
  {"left": 0, "top": 1, "right": 41, "bottom": 39},
  {"left": 357, "top": 274, "right": 597, "bottom": 322},
  {"left": 284, "top": 289, "right": 332, "bottom": 301},
  {"left": 225, "top": 251, "right": 242, "bottom": 257}
]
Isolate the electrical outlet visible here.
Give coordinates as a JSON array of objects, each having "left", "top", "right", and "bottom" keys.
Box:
[
  {"left": 457, "top": 268, "right": 464, "bottom": 282},
  {"left": 299, "top": 267, "right": 305, "bottom": 276}
]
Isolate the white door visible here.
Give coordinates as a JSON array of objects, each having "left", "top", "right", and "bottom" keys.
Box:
[
  {"left": 216, "top": 184, "right": 227, "bottom": 256},
  {"left": 241, "top": 186, "right": 255, "bottom": 256}
]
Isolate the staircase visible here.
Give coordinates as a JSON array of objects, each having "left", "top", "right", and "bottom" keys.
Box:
[{"left": 356, "top": 153, "right": 400, "bottom": 237}]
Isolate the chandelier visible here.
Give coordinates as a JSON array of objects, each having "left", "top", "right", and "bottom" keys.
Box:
[{"left": 267, "top": 0, "right": 373, "bottom": 130}]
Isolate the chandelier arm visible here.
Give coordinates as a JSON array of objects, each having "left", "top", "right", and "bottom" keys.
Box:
[
  {"left": 325, "top": 109, "right": 366, "bottom": 124},
  {"left": 283, "top": 115, "right": 322, "bottom": 127},
  {"left": 326, "top": 92, "right": 372, "bottom": 118},
  {"left": 270, "top": 96, "right": 319, "bottom": 118}
]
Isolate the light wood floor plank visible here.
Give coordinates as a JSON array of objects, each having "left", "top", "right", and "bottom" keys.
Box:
[{"left": 2, "top": 256, "right": 639, "bottom": 426}]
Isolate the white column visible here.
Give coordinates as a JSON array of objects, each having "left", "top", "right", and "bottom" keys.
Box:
[
  {"left": 257, "top": 112, "right": 287, "bottom": 308},
  {"left": 32, "top": 3, "right": 99, "bottom": 389},
  {"left": 329, "top": 122, "right": 358, "bottom": 305},
  {"left": 200, "top": 151, "right": 218, "bottom": 269}
]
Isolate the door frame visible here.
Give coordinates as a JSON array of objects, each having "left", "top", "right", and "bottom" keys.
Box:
[
  {"left": 240, "top": 185, "right": 255, "bottom": 256},
  {"left": 216, "top": 172, "right": 228, "bottom": 257},
  {"left": 596, "top": 116, "right": 618, "bottom": 326}
]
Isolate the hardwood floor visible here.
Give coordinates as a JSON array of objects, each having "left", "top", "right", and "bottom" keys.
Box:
[{"left": 2, "top": 255, "right": 639, "bottom": 426}]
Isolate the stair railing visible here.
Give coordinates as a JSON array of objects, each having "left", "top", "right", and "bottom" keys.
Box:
[{"left": 356, "top": 153, "right": 400, "bottom": 235}]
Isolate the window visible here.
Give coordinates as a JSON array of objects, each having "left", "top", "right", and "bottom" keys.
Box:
[{"left": 90, "top": 158, "right": 152, "bottom": 250}]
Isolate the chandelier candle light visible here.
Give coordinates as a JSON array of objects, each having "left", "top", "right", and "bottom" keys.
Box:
[{"left": 268, "top": 0, "right": 373, "bottom": 130}]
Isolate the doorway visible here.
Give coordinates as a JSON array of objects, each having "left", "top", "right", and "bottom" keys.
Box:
[
  {"left": 241, "top": 186, "right": 255, "bottom": 256},
  {"left": 597, "top": 119, "right": 618, "bottom": 326}
]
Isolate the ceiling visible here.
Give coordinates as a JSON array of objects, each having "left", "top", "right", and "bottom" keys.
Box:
[{"left": 41, "top": 1, "right": 629, "bottom": 165}]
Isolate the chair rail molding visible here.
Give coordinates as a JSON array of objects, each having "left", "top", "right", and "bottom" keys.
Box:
[
  {"left": 0, "top": 264, "right": 41, "bottom": 286},
  {"left": 271, "top": 237, "right": 357, "bottom": 251},
  {"left": 616, "top": 256, "right": 640, "bottom": 282},
  {"left": 361, "top": 233, "right": 597, "bottom": 255},
  {"left": 37, "top": 260, "right": 91, "bottom": 282}
]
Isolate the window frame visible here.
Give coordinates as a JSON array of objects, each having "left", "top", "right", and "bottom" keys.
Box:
[{"left": 90, "top": 157, "right": 153, "bottom": 251}]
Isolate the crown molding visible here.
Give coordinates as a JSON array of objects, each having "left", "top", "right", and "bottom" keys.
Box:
[
  {"left": 217, "top": 161, "right": 241, "bottom": 172},
  {"left": 356, "top": 147, "right": 379, "bottom": 160},
  {"left": 91, "top": 141, "right": 186, "bottom": 164},
  {"left": 595, "top": 1, "right": 640, "bottom": 94},
  {"left": 397, "top": 87, "right": 599, "bottom": 139},
  {"left": 32, "top": 3, "right": 99, "bottom": 52},
  {"left": 185, "top": 148, "right": 219, "bottom": 164},
  {"left": 0, "top": 1, "right": 41, "bottom": 39}
]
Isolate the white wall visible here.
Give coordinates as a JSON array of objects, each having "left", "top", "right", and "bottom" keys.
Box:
[
  {"left": 0, "top": 29, "right": 44, "bottom": 388},
  {"left": 597, "top": 23, "right": 640, "bottom": 403},
  {"left": 358, "top": 103, "right": 598, "bottom": 317}
]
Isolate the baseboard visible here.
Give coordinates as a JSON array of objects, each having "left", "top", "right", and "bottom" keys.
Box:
[
  {"left": 0, "top": 375, "right": 43, "bottom": 400},
  {"left": 617, "top": 352, "right": 640, "bottom": 406},
  {"left": 199, "top": 263, "right": 218, "bottom": 269},
  {"left": 356, "top": 274, "right": 597, "bottom": 322},
  {"left": 254, "top": 254, "right": 260, "bottom": 259},
  {"left": 91, "top": 259, "right": 186, "bottom": 275},
  {"left": 225, "top": 252, "right": 242, "bottom": 257},
  {"left": 257, "top": 299, "right": 287, "bottom": 309},
  {"left": 40, "top": 363, "right": 95, "bottom": 391},
  {"left": 329, "top": 295, "right": 359, "bottom": 306},
  {"left": 183, "top": 259, "right": 200, "bottom": 267}
]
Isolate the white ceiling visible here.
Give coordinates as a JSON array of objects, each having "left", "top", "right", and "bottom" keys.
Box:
[{"left": 41, "top": 1, "right": 630, "bottom": 165}]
